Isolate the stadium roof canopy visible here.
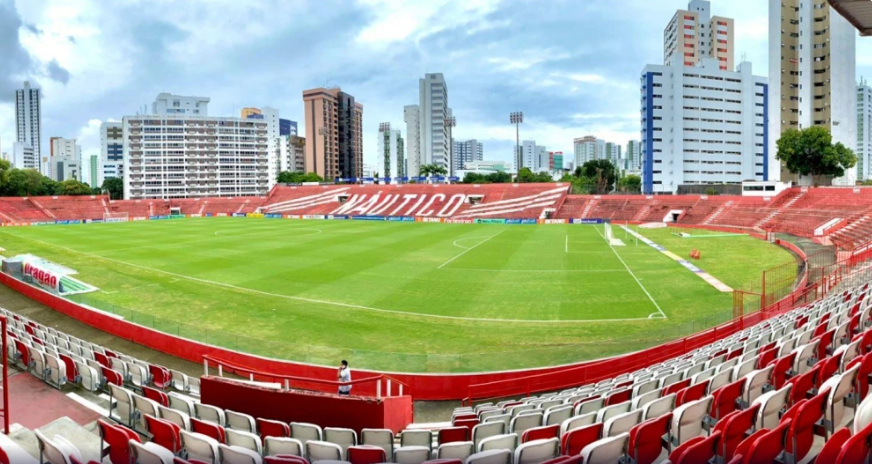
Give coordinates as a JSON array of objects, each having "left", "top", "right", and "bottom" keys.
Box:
[{"left": 828, "top": 0, "right": 872, "bottom": 36}]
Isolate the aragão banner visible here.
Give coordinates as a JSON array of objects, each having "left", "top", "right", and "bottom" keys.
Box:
[{"left": 23, "top": 261, "right": 60, "bottom": 292}]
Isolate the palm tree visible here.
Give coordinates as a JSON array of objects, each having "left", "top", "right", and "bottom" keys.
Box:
[{"left": 420, "top": 164, "right": 447, "bottom": 177}]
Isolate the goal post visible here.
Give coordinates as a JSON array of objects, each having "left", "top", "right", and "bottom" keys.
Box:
[
  {"left": 603, "top": 221, "right": 626, "bottom": 247},
  {"left": 103, "top": 212, "right": 129, "bottom": 223}
]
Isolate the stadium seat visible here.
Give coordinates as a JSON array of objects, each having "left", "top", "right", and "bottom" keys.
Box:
[
  {"left": 519, "top": 424, "right": 559, "bottom": 443},
  {"left": 191, "top": 417, "right": 226, "bottom": 444},
  {"left": 543, "top": 405, "right": 572, "bottom": 426},
  {"left": 471, "top": 422, "right": 504, "bottom": 449},
  {"left": 513, "top": 438, "right": 559, "bottom": 464},
  {"left": 195, "top": 403, "right": 226, "bottom": 426},
  {"left": 108, "top": 384, "right": 134, "bottom": 427},
  {"left": 676, "top": 381, "right": 709, "bottom": 407},
  {"left": 628, "top": 413, "right": 671, "bottom": 464},
  {"left": 360, "top": 429, "right": 393, "bottom": 461},
  {"left": 752, "top": 384, "right": 792, "bottom": 429},
  {"left": 306, "top": 441, "right": 343, "bottom": 463},
  {"left": 132, "top": 393, "right": 161, "bottom": 431},
  {"left": 129, "top": 441, "right": 175, "bottom": 464},
  {"left": 98, "top": 419, "right": 140, "bottom": 464},
  {"left": 157, "top": 405, "right": 191, "bottom": 431},
  {"left": 642, "top": 393, "right": 675, "bottom": 420},
  {"left": 435, "top": 442, "right": 473, "bottom": 461},
  {"left": 783, "top": 388, "right": 829, "bottom": 463},
  {"left": 477, "top": 434, "right": 518, "bottom": 453},
  {"left": 394, "top": 446, "right": 431, "bottom": 464},
  {"left": 579, "top": 433, "right": 629, "bottom": 464},
  {"left": 264, "top": 457, "right": 307, "bottom": 464},
  {"left": 560, "top": 422, "right": 602, "bottom": 456},
  {"left": 742, "top": 366, "right": 773, "bottom": 406},
  {"left": 670, "top": 395, "right": 713, "bottom": 446},
  {"left": 264, "top": 438, "right": 304, "bottom": 458},
  {"left": 674, "top": 431, "right": 720, "bottom": 464},
  {"left": 821, "top": 363, "right": 861, "bottom": 435},
  {"left": 465, "top": 449, "right": 511, "bottom": 464},
  {"left": 143, "top": 386, "right": 170, "bottom": 407},
  {"left": 149, "top": 364, "right": 172, "bottom": 390},
  {"left": 712, "top": 403, "right": 760, "bottom": 462},
  {"left": 509, "top": 414, "right": 542, "bottom": 436},
  {"left": 786, "top": 363, "right": 820, "bottom": 406},
  {"left": 346, "top": 445, "right": 386, "bottom": 464},
  {"left": 181, "top": 431, "right": 220, "bottom": 463},
  {"left": 226, "top": 429, "right": 263, "bottom": 454},
  {"left": 144, "top": 414, "right": 182, "bottom": 454},
  {"left": 291, "top": 423, "right": 324, "bottom": 451},
  {"left": 816, "top": 428, "right": 852, "bottom": 464},
  {"left": 841, "top": 419, "right": 872, "bottom": 464},
  {"left": 36, "top": 430, "right": 80, "bottom": 464},
  {"left": 602, "top": 409, "right": 643, "bottom": 437},
  {"left": 226, "top": 410, "right": 257, "bottom": 433},
  {"left": 218, "top": 444, "right": 262, "bottom": 464},
  {"left": 710, "top": 379, "right": 745, "bottom": 422},
  {"left": 324, "top": 428, "right": 357, "bottom": 457}
]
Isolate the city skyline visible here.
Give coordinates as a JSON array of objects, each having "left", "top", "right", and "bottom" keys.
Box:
[{"left": 2, "top": 0, "right": 872, "bottom": 172}]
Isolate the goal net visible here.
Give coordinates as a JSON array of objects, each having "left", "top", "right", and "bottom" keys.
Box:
[
  {"left": 603, "top": 222, "right": 626, "bottom": 247},
  {"left": 103, "top": 212, "right": 129, "bottom": 223}
]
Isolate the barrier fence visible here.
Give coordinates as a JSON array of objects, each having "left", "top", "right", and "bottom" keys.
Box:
[{"left": 0, "top": 316, "right": 8, "bottom": 434}]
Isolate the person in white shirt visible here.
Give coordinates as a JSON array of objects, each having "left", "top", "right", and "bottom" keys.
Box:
[{"left": 337, "top": 360, "right": 352, "bottom": 395}]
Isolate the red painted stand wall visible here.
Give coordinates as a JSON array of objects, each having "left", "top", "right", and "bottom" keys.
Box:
[{"left": 201, "top": 377, "right": 412, "bottom": 434}]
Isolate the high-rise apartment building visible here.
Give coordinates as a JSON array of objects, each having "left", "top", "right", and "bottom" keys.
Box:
[
  {"left": 377, "top": 124, "right": 405, "bottom": 179},
  {"left": 641, "top": 60, "right": 769, "bottom": 194},
  {"left": 573, "top": 136, "right": 605, "bottom": 167},
  {"left": 859, "top": 82, "right": 872, "bottom": 180},
  {"left": 15, "top": 81, "right": 42, "bottom": 174},
  {"left": 664, "top": 0, "right": 735, "bottom": 71},
  {"left": 518, "top": 140, "right": 548, "bottom": 171},
  {"left": 50, "top": 137, "right": 81, "bottom": 182},
  {"left": 100, "top": 122, "right": 124, "bottom": 187},
  {"left": 452, "top": 139, "right": 483, "bottom": 170},
  {"left": 769, "top": 0, "right": 857, "bottom": 184},
  {"left": 280, "top": 119, "right": 297, "bottom": 137},
  {"left": 302, "top": 87, "right": 363, "bottom": 180},
  {"left": 12, "top": 142, "right": 35, "bottom": 170},
  {"left": 626, "top": 140, "right": 643, "bottom": 172},
  {"left": 406, "top": 74, "right": 453, "bottom": 175},
  {"left": 276, "top": 135, "right": 306, "bottom": 174},
  {"left": 605, "top": 142, "right": 622, "bottom": 166},
  {"left": 404, "top": 105, "right": 421, "bottom": 176},
  {"left": 241, "top": 107, "right": 261, "bottom": 119},
  {"left": 122, "top": 115, "right": 270, "bottom": 199},
  {"left": 152, "top": 93, "right": 210, "bottom": 116}
]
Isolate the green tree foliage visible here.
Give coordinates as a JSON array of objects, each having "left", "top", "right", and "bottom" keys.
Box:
[
  {"left": 579, "top": 159, "right": 619, "bottom": 194},
  {"left": 516, "top": 167, "right": 554, "bottom": 183},
  {"left": 461, "top": 171, "right": 514, "bottom": 184},
  {"left": 776, "top": 126, "right": 857, "bottom": 186},
  {"left": 419, "top": 164, "right": 448, "bottom": 176},
  {"left": 101, "top": 177, "right": 124, "bottom": 200},
  {"left": 276, "top": 171, "right": 325, "bottom": 183},
  {"left": 617, "top": 174, "right": 642, "bottom": 193},
  {"left": 59, "top": 179, "right": 94, "bottom": 196},
  {"left": 5, "top": 169, "right": 43, "bottom": 196}
]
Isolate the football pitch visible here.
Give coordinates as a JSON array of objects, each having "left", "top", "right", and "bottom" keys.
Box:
[{"left": 0, "top": 218, "right": 795, "bottom": 372}]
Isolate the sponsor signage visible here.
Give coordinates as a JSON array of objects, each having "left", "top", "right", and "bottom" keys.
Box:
[
  {"left": 352, "top": 215, "right": 387, "bottom": 221},
  {"left": 572, "top": 218, "right": 603, "bottom": 224},
  {"left": 232, "top": 213, "right": 247, "bottom": 217},
  {"left": 149, "top": 215, "right": 169, "bottom": 220},
  {"left": 541, "top": 219, "right": 567, "bottom": 224},
  {"left": 286, "top": 214, "right": 302, "bottom": 219},
  {"left": 205, "top": 213, "right": 213, "bottom": 217},
  {"left": 417, "top": 217, "right": 442, "bottom": 223},
  {"left": 168, "top": 215, "right": 185, "bottom": 220},
  {"left": 388, "top": 216, "right": 416, "bottom": 222},
  {"left": 189, "top": 214, "right": 203, "bottom": 218},
  {"left": 23, "top": 261, "right": 60, "bottom": 292},
  {"left": 444, "top": 219, "right": 474, "bottom": 224},
  {"left": 247, "top": 213, "right": 264, "bottom": 218},
  {"left": 264, "top": 213, "right": 283, "bottom": 219},
  {"left": 475, "top": 218, "right": 506, "bottom": 224},
  {"left": 217, "top": 213, "right": 228, "bottom": 217},
  {"left": 328, "top": 215, "right": 349, "bottom": 220},
  {"left": 133, "top": 216, "right": 147, "bottom": 221},
  {"left": 302, "top": 215, "right": 325, "bottom": 220}
]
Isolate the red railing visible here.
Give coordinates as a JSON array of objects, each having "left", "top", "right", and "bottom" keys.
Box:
[
  {"left": 0, "top": 316, "right": 8, "bottom": 433},
  {"left": 202, "top": 354, "right": 410, "bottom": 399}
]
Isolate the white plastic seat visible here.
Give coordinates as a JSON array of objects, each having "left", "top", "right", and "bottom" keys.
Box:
[
  {"left": 226, "top": 410, "right": 256, "bottom": 433},
  {"left": 168, "top": 393, "right": 195, "bottom": 417},
  {"left": 753, "top": 384, "right": 792, "bottom": 430},
  {"left": 361, "top": 429, "right": 394, "bottom": 461},
  {"left": 158, "top": 405, "right": 191, "bottom": 431},
  {"left": 126, "top": 362, "right": 148, "bottom": 388},
  {"left": 560, "top": 412, "right": 597, "bottom": 436},
  {"left": 109, "top": 384, "right": 135, "bottom": 427},
  {"left": 35, "top": 430, "right": 79, "bottom": 464},
  {"left": 465, "top": 449, "right": 512, "bottom": 464},
  {"left": 472, "top": 422, "right": 505, "bottom": 449},
  {"left": 508, "top": 404, "right": 535, "bottom": 417},
  {"left": 743, "top": 366, "right": 774, "bottom": 405},
  {"left": 306, "top": 440, "right": 343, "bottom": 463},
  {"left": 132, "top": 393, "right": 161, "bottom": 431},
  {"left": 181, "top": 430, "right": 220, "bottom": 463},
  {"left": 603, "top": 409, "right": 643, "bottom": 437},
  {"left": 219, "top": 444, "right": 263, "bottom": 464},
  {"left": 30, "top": 349, "right": 47, "bottom": 381},
  {"left": 580, "top": 433, "right": 629, "bottom": 464},
  {"left": 509, "top": 412, "right": 542, "bottom": 435},
  {"left": 707, "top": 369, "right": 732, "bottom": 394},
  {"left": 793, "top": 341, "right": 820, "bottom": 375},
  {"left": 437, "top": 441, "right": 474, "bottom": 461},
  {"left": 513, "top": 438, "right": 559, "bottom": 464},
  {"left": 733, "top": 357, "right": 758, "bottom": 381},
  {"left": 264, "top": 437, "right": 304, "bottom": 457},
  {"left": 477, "top": 433, "right": 518, "bottom": 453},
  {"left": 596, "top": 401, "right": 631, "bottom": 423},
  {"left": 292, "top": 422, "right": 324, "bottom": 451},
  {"left": 171, "top": 370, "right": 189, "bottom": 392},
  {"left": 632, "top": 388, "right": 662, "bottom": 410},
  {"left": 821, "top": 363, "right": 860, "bottom": 432},
  {"left": 483, "top": 414, "right": 511, "bottom": 426},
  {"left": 74, "top": 360, "right": 98, "bottom": 391},
  {"left": 130, "top": 441, "right": 175, "bottom": 464},
  {"left": 575, "top": 398, "right": 605, "bottom": 416},
  {"left": 226, "top": 429, "right": 263, "bottom": 454},
  {"left": 670, "top": 395, "right": 713, "bottom": 446},
  {"left": 854, "top": 392, "right": 872, "bottom": 434},
  {"left": 45, "top": 354, "right": 66, "bottom": 389},
  {"left": 195, "top": 403, "right": 226, "bottom": 425},
  {"left": 642, "top": 393, "right": 675, "bottom": 421},
  {"left": 543, "top": 404, "right": 572, "bottom": 426},
  {"left": 324, "top": 427, "right": 357, "bottom": 458},
  {"left": 394, "top": 445, "right": 430, "bottom": 464}
]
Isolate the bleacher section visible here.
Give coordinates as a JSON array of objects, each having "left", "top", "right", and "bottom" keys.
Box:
[{"left": 5, "top": 273, "right": 872, "bottom": 463}]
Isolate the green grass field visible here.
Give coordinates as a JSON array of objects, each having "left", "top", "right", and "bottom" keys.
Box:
[{"left": 0, "top": 218, "right": 796, "bottom": 372}]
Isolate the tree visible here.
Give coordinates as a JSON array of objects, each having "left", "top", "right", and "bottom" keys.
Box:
[
  {"left": 617, "top": 174, "right": 642, "bottom": 193},
  {"left": 60, "top": 178, "right": 94, "bottom": 196},
  {"left": 276, "top": 171, "right": 324, "bottom": 184},
  {"left": 516, "top": 167, "right": 554, "bottom": 183},
  {"left": 101, "top": 177, "right": 124, "bottom": 199},
  {"left": 419, "top": 164, "right": 447, "bottom": 176},
  {"left": 579, "top": 159, "right": 619, "bottom": 194},
  {"left": 5, "top": 169, "right": 43, "bottom": 196},
  {"left": 37, "top": 177, "right": 62, "bottom": 196},
  {"left": 776, "top": 126, "right": 857, "bottom": 186}
]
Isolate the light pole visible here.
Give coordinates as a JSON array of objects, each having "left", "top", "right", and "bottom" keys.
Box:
[
  {"left": 444, "top": 116, "right": 456, "bottom": 181},
  {"left": 317, "top": 126, "right": 328, "bottom": 182},
  {"left": 510, "top": 111, "right": 524, "bottom": 180}
]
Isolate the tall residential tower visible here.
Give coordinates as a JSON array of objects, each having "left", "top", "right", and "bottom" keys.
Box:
[
  {"left": 302, "top": 87, "right": 364, "bottom": 180},
  {"left": 664, "top": 0, "right": 735, "bottom": 71},
  {"left": 15, "top": 81, "right": 42, "bottom": 173}
]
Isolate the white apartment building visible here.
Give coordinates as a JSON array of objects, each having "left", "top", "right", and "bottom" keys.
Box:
[
  {"left": 664, "top": 0, "right": 735, "bottom": 71},
  {"left": 260, "top": 106, "right": 280, "bottom": 188},
  {"left": 152, "top": 93, "right": 210, "bottom": 116},
  {"left": 626, "top": 140, "right": 642, "bottom": 172},
  {"left": 122, "top": 115, "right": 270, "bottom": 200},
  {"left": 100, "top": 122, "right": 124, "bottom": 187},
  {"left": 12, "top": 142, "right": 35, "bottom": 170},
  {"left": 50, "top": 137, "right": 82, "bottom": 182},
  {"left": 573, "top": 136, "right": 605, "bottom": 167},
  {"left": 404, "top": 105, "right": 421, "bottom": 176},
  {"left": 859, "top": 83, "right": 872, "bottom": 180},
  {"left": 452, "top": 139, "right": 483, "bottom": 170},
  {"left": 769, "top": 0, "right": 857, "bottom": 184},
  {"left": 605, "top": 142, "right": 622, "bottom": 166},
  {"left": 641, "top": 59, "right": 769, "bottom": 194},
  {"left": 410, "top": 73, "right": 452, "bottom": 174},
  {"left": 15, "top": 81, "right": 42, "bottom": 174},
  {"left": 377, "top": 127, "right": 404, "bottom": 179},
  {"left": 276, "top": 135, "right": 305, "bottom": 174}
]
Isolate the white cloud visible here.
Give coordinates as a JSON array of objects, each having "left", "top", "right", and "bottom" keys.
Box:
[
  {"left": 355, "top": 0, "right": 505, "bottom": 46},
  {"left": 75, "top": 118, "right": 104, "bottom": 156}
]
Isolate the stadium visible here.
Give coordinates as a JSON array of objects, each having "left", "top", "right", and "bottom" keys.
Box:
[{"left": 4, "top": 179, "right": 872, "bottom": 464}]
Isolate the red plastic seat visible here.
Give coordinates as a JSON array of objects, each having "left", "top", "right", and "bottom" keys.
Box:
[
  {"left": 192, "top": 417, "right": 226, "bottom": 444},
  {"left": 94, "top": 352, "right": 111, "bottom": 368},
  {"left": 521, "top": 424, "right": 559, "bottom": 443},
  {"left": 662, "top": 378, "right": 693, "bottom": 397},
  {"left": 453, "top": 418, "right": 479, "bottom": 434},
  {"left": 676, "top": 380, "right": 710, "bottom": 407},
  {"left": 786, "top": 363, "right": 820, "bottom": 405},
  {"left": 143, "top": 386, "right": 169, "bottom": 407},
  {"left": 711, "top": 379, "right": 745, "bottom": 421},
  {"left": 257, "top": 418, "right": 291, "bottom": 439},
  {"left": 422, "top": 460, "right": 463, "bottom": 464},
  {"left": 857, "top": 330, "right": 872, "bottom": 355},
  {"left": 539, "top": 457, "right": 582, "bottom": 464},
  {"left": 713, "top": 403, "right": 760, "bottom": 461},
  {"left": 852, "top": 352, "right": 872, "bottom": 400},
  {"left": 14, "top": 340, "right": 30, "bottom": 367},
  {"left": 438, "top": 426, "right": 468, "bottom": 445},
  {"left": 605, "top": 388, "right": 632, "bottom": 406},
  {"left": 561, "top": 422, "right": 603, "bottom": 456},
  {"left": 0, "top": 446, "right": 7, "bottom": 464},
  {"left": 268, "top": 456, "right": 309, "bottom": 464},
  {"left": 838, "top": 418, "right": 872, "bottom": 464},
  {"left": 815, "top": 353, "right": 842, "bottom": 388},
  {"left": 101, "top": 367, "right": 123, "bottom": 387},
  {"left": 58, "top": 353, "right": 78, "bottom": 381},
  {"left": 145, "top": 414, "right": 182, "bottom": 453},
  {"left": 784, "top": 388, "right": 829, "bottom": 463},
  {"left": 817, "top": 428, "right": 852, "bottom": 464},
  {"left": 347, "top": 445, "right": 387, "bottom": 464},
  {"left": 756, "top": 347, "right": 778, "bottom": 370},
  {"left": 98, "top": 419, "right": 140, "bottom": 464},
  {"left": 452, "top": 413, "right": 477, "bottom": 424},
  {"left": 812, "top": 322, "right": 828, "bottom": 339},
  {"left": 770, "top": 352, "right": 797, "bottom": 389},
  {"left": 628, "top": 413, "right": 672, "bottom": 464},
  {"left": 735, "top": 418, "right": 791, "bottom": 464},
  {"left": 149, "top": 364, "right": 172, "bottom": 389},
  {"left": 670, "top": 431, "right": 720, "bottom": 464}
]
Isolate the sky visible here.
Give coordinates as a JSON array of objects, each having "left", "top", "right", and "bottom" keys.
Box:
[{"left": 1, "top": 0, "right": 872, "bottom": 169}]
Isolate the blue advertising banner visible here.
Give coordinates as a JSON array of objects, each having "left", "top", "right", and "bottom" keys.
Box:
[
  {"left": 264, "top": 213, "right": 284, "bottom": 219},
  {"left": 475, "top": 219, "right": 507, "bottom": 224},
  {"left": 205, "top": 213, "right": 213, "bottom": 217},
  {"left": 328, "top": 215, "right": 349, "bottom": 220},
  {"left": 572, "top": 218, "right": 603, "bottom": 224},
  {"left": 352, "top": 216, "right": 387, "bottom": 221},
  {"left": 387, "top": 216, "right": 415, "bottom": 222},
  {"left": 149, "top": 215, "right": 169, "bottom": 220}
]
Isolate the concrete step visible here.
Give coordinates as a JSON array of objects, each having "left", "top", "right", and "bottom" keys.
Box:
[{"left": 7, "top": 417, "right": 102, "bottom": 461}]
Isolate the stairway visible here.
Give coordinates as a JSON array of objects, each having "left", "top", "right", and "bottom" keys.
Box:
[
  {"left": 632, "top": 205, "right": 652, "bottom": 222},
  {"left": 754, "top": 191, "right": 806, "bottom": 228},
  {"left": 101, "top": 198, "right": 109, "bottom": 214},
  {"left": 580, "top": 199, "right": 597, "bottom": 219},
  {"left": 236, "top": 201, "right": 249, "bottom": 214},
  {"left": 6, "top": 417, "right": 102, "bottom": 461},
  {"left": 27, "top": 198, "right": 55, "bottom": 219},
  {"left": 703, "top": 201, "right": 734, "bottom": 225},
  {"left": 198, "top": 201, "right": 207, "bottom": 216}
]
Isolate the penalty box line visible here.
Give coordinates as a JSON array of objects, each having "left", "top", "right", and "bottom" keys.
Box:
[{"left": 593, "top": 225, "right": 667, "bottom": 320}]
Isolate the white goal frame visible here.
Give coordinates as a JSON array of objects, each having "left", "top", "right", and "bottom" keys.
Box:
[{"left": 103, "top": 212, "right": 129, "bottom": 223}]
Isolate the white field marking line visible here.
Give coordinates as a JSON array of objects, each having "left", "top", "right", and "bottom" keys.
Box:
[
  {"left": 452, "top": 236, "right": 497, "bottom": 250},
  {"left": 438, "top": 229, "right": 507, "bottom": 270},
  {"left": 565, "top": 235, "right": 568, "bottom": 253},
  {"left": 66, "top": 392, "right": 109, "bottom": 416},
  {"left": 444, "top": 268, "right": 627, "bottom": 273},
  {"left": 594, "top": 225, "right": 667, "bottom": 320},
  {"left": 0, "top": 230, "right": 654, "bottom": 324}
]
